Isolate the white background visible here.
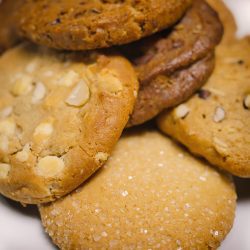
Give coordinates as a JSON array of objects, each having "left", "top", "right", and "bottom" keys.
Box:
[{"left": 0, "top": 1, "right": 250, "bottom": 249}]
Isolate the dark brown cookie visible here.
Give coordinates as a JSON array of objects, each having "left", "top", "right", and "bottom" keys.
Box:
[
  {"left": 17, "top": 0, "right": 192, "bottom": 50},
  {"left": 0, "top": 0, "right": 22, "bottom": 54},
  {"left": 130, "top": 54, "right": 215, "bottom": 126},
  {"left": 123, "top": 0, "right": 223, "bottom": 126}
]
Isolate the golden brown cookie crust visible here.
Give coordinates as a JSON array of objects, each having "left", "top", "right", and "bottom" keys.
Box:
[
  {"left": 18, "top": 0, "right": 192, "bottom": 50},
  {"left": 40, "top": 129, "right": 236, "bottom": 250},
  {"left": 157, "top": 2, "right": 250, "bottom": 177},
  {"left": 0, "top": 43, "right": 138, "bottom": 204}
]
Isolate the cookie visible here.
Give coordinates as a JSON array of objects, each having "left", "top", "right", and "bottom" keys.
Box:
[
  {"left": 157, "top": 3, "right": 250, "bottom": 177},
  {"left": 129, "top": 54, "right": 215, "bottom": 126},
  {"left": 0, "top": 43, "right": 138, "bottom": 204},
  {"left": 207, "top": 0, "right": 237, "bottom": 45},
  {"left": 0, "top": 0, "right": 22, "bottom": 53},
  {"left": 123, "top": 0, "right": 223, "bottom": 126},
  {"left": 39, "top": 129, "right": 236, "bottom": 250},
  {"left": 17, "top": 0, "right": 192, "bottom": 51}
]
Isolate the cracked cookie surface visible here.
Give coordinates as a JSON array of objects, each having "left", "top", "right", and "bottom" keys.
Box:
[
  {"left": 17, "top": 0, "right": 192, "bottom": 50},
  {"left": 157, "top": 2, "right": 250, "bottom": 177},
  {"left": 40, "top": 129, "right": 236, "bottom": 250},
  {"left": 0, "top": 43, "right": 138, "bottom": 204},
  {"left": 122, "top": 0, "right": 223, "bottom": 126}
]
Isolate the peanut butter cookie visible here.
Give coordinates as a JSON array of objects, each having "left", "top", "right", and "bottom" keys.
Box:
[
  {"left": 40, "top": 129, "right": 236, "bottom": 249},
  {"left": 0, "top": 43, "right": 138, "bottom": 204},
  {"left": 158, "top": 2, "right": 250, "bottom": 177}
]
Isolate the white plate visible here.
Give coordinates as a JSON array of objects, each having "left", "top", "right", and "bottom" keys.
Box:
[
  {"left": 221, "top": 178, "right": 250, "bottom": 250},
  {"left": 1, "top": 178, "right": 249, "bottom": 250},
  {"left": 0, "top": 1, "right": 250, "bottom": 249}
]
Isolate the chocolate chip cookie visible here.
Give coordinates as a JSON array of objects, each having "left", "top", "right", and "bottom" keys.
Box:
[
  {"left": 18, "top": 0, "right": 192, "bottom": 50},
  {"left": 123, "top": 0, "right": 223, "bottom": 126},
  {"left": 0, "top": 43, "right": 138, "bottom": 204}
]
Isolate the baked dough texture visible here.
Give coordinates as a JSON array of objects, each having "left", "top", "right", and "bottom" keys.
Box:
[
  {"left": 18, "top": 0, "right": 192, "bottom": 50},
  {"left": 40, "top": 130, "right": 236, "bottom": 250},
  {"left": 158, "top": 1, "right": 250, "bottom": 177},
  {"left": 0, "top": 43, "right": 138, "bottom": 204},
  {"left": 125, "top": 0, "right": 223, "bottom": 126}
]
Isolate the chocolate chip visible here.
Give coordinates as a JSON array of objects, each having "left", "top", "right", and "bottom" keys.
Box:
[
  {"left": 237, "top": 60, "right": 244, "bottom": 65},
  {"left": 198, "top": 89, "right": 211, "bottom": 100}
]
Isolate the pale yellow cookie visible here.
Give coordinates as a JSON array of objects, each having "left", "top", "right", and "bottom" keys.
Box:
[
  {"left": 157, "top": 2, "right": 250, "bottom": 177},
  {"left": 0, "top": 43, "right": 138, "bottom": 204},
  {"left": 40, "top": 130, "right": 236, "bottom": 250}
]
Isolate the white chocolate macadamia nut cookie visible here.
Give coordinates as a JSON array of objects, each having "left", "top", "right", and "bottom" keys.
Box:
[
  {"left": 40, "top": 130, "right": 236, "bottom": 250},
  {"left": 0, "top": 43, "right": 138, "bottom": 204}
]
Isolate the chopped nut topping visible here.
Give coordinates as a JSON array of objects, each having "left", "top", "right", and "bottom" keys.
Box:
[
  {"left": 95, "top": 152, "right": 109, "bottom": 164},
  {"left": 175, "top": 104, "right": 190, "bottom": 119},
  {"left": 0, "top": 119, "right": 16, "bottom": 136},
  {"left": 243, "top": 94, "right": 250, "bottom": 110},
  {"left": 213, "top": 106, "right": 226, "bottom": 123},
  {"left": 32, "top": 82, "right": 46, "bottom": 104},
  {"left": 0, "top": 163, "right": 11, "bottom": 179},
  {"left": 65, "top": 80, "right": 90, "bottom": 107},
  {"left": 58, "top": 70, "right": 79, "bottom": 87},
  {"left": 36, "top": 156, "right": 65, "bottom": 177},
  {"left": 16, "top": 144, "right": 31, "bottom": 162},
  {"left": 34, "top": 122, "right": 53, "bottom": 137},
  {"left": 0, "top": 106, "right": 13, "bottom": 119},
  {"left": 11, "top": 75, "right": 33, "bottom": 96},
  {"left": 26, "top": 61, "right": 38, "bottom": 73},
  {"left": 99, "top": 70, "right": 123, "bottom": 93},
  {"left": 213, "top": 137, "right": 228, "bottom": 155},
  {"left": 121, "top": 190, "right": 129, "bottom": 197}
]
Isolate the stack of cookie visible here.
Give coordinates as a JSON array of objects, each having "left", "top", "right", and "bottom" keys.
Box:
[{"left": 0, "top": 0, "right": 249, "bottom": 249}]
